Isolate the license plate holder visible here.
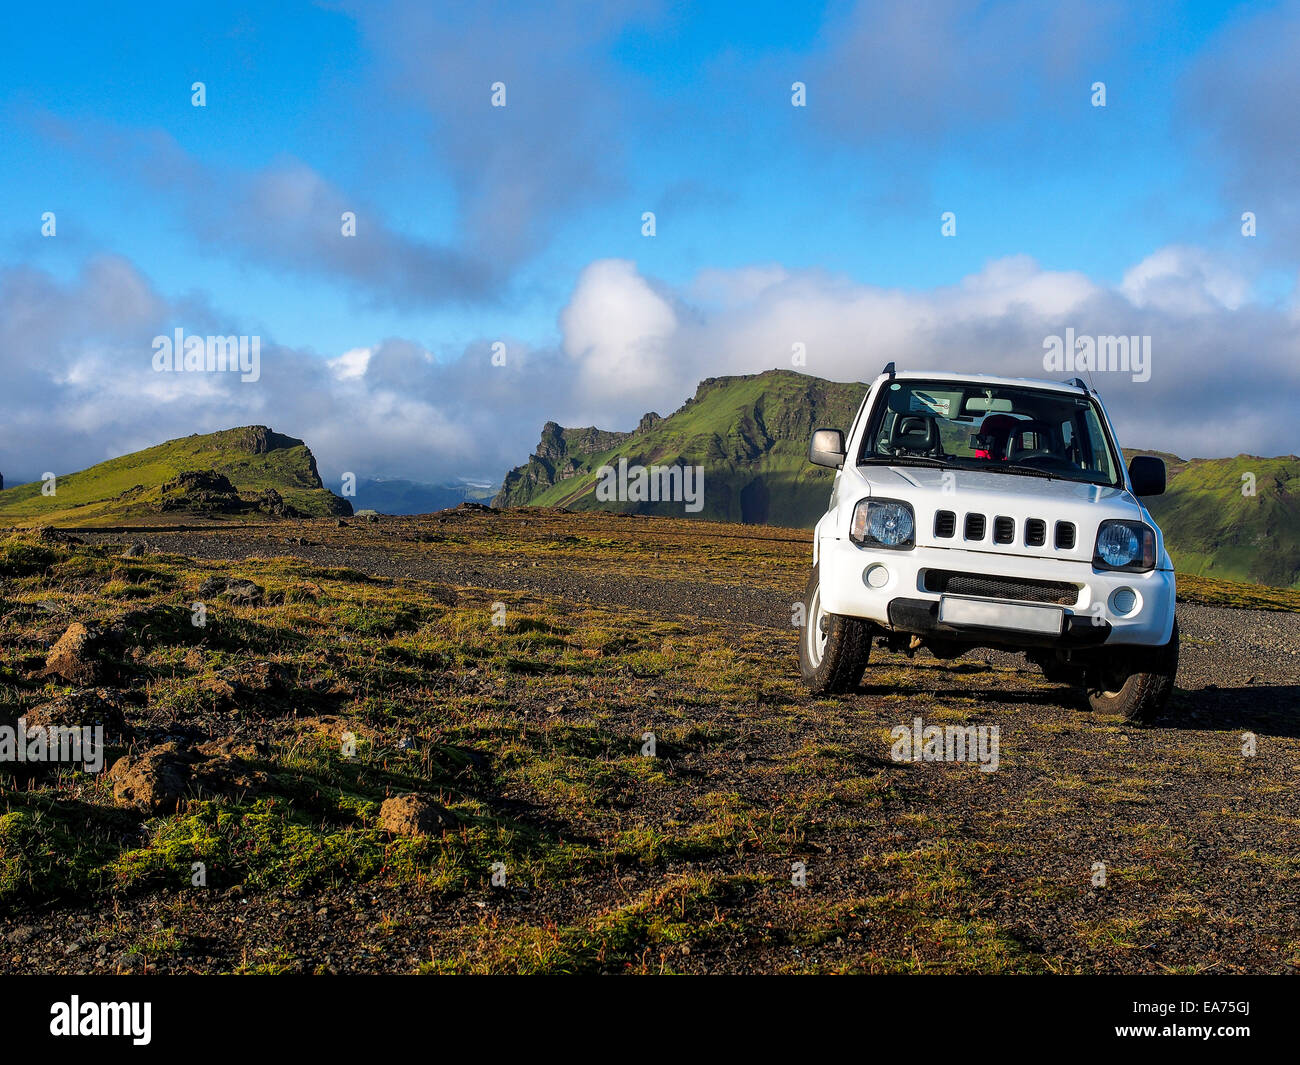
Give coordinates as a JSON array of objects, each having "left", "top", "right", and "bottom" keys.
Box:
[{"left": 938, "top": 596, "right": 1064, "bottom": 636}]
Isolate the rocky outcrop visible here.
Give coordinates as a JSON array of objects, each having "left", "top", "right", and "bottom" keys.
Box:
[
  {"left": 493, "top": 422, "right": 637, "bottom": 507},
  {"left": 150, "top": 469, "right": 307, "bottom": 518}
]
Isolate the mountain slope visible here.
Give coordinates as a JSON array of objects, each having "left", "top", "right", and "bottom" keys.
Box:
[
  {"left": 1142, "top": 454, "right": 1300, "bottom": 587},
  {"left": 0, "top": 426, "right": 352, "bottom": 526},
  {"left": 496, "top": 370, "right": 1300, "bottom": 588},
  {"left": 494, "top": 369, "right": 865, "bottom": 525}
]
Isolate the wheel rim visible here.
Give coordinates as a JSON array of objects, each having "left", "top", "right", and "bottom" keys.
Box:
[{"left": 806, "top": 584, "right": 829, "bottom": 668}]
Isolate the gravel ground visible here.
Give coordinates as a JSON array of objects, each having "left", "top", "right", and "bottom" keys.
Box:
[{"left": 3, "top": 514, "right": 1293, "bottom": 974}]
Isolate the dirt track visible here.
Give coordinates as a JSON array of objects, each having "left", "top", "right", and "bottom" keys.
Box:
[{"left": 77, "top": 523, "right": 1300, "bottom": 735}]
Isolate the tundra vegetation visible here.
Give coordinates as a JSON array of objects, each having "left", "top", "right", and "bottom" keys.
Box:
[{"left": 0, "top": 509, "right": 1297, "bottom": 974}]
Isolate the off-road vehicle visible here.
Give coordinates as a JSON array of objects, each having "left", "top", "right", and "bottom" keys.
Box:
[{"left": 799, "top": 364, "right": 1177, "bottom": 723}]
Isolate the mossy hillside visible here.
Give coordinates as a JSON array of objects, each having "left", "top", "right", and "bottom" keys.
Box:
[
  {"left": 0, "top": 426, "right": 350, "bottom": 525},
  {"left": 1143, "top": 454, "right": 1300, "bottom": 587},
  {"left": 496, "top": 369, "right": 866, "bottom": 525}
]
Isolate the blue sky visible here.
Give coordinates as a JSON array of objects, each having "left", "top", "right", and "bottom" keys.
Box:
[{"left": 2, "top": 0, "right": 1298, "bottom": 486}]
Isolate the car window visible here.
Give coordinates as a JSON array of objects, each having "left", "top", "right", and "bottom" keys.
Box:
[{"left": 860, "top": 379, "right": 1121, "bottom": 486}]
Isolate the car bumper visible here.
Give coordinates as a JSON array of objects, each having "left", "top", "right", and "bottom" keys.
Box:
[{"left": 817, "top": 537, "right": 1176, "bottom": 647}]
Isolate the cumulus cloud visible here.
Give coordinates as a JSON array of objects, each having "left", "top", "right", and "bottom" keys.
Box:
[
  {"left": 2, "top": 247, "right": 1297, "bottom": 493},
  {"left": 560, "top": 259, "right": 678, "bottom": 401},
  {"left": 1120, "top": 246, "right": 1249, "bottom": 314}
]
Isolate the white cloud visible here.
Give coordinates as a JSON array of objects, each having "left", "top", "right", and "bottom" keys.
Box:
[
  {"left": 560, "top": 259, "right": 678, "bottom": 401},
  {"left": 2, "top": 247, "right": 1297, "bottom": 491},
  {"left": 1120, "top": 246, "right": 1249, "bottom": 314},
  {"left": 329, "top": 347, "right": 372, "bottom": 380}
]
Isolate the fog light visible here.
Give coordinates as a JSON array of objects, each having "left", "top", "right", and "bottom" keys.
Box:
[
  {"left": 1109, "top": 587, "right": 1139, "bottom": 616},
  {"left": 863, "top": 564, "right": 890, "bottom": 589}
]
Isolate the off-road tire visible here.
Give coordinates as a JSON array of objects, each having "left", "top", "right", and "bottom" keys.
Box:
[
  {"left": 799, "top": 563, "right": 872, "bottom": 694},
  {"left": 1084, "top": 619, "right": 1179, "bottom": 724}
]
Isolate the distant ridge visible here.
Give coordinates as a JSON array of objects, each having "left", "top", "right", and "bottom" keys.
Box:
[{"left": 0, "top": 426, "right": 352, "bottom": 527}]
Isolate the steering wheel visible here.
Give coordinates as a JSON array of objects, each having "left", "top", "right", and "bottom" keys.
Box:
[{"left": 1009, "top": 448, "right": 1057, "bottom": 463}]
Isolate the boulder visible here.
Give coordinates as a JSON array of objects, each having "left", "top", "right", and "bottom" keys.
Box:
[
  {"left": 196, "top": 576, "right": 265, "bottom": 605},
  {"left": 41, "top": 623, "right": 106, "bottom": 685},
  {"left": 22, "top": 689, "right": 130, "bottom": 744},
  {"left": 107, "top": 736, "right": 268, "bottom": 814},
  {"left": 379, "top": 793, "right": 454, "bottom": 836},
  {"left": 107, "top": 742, "right": 192, "bottom": 814}
]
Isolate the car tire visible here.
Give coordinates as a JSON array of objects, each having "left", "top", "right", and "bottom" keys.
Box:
[
  {"left": 1083, "top": 619, "right": 1179, "bottom": 725},
  {"left": 798, "top": 563, "right": 872, "bottom": 694}
]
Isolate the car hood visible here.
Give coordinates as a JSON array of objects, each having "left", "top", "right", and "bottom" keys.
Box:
[{"left": 863, "top": 465, "right": 1139, "bottom": 511}]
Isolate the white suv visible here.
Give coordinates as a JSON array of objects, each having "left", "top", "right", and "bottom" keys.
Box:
[{"left": 799, "top": 365, "right": 1178, "bottom": 723}]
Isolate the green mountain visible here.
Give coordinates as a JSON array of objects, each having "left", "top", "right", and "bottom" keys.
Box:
[
  {"left": 0, "top": 426, "right": 352, "bottom": 527},
  {"left": 1140, "top": 454, "right": 1300, "bottom": 587},
  {"left": 493, "top": 370, "right": 865, "bottom": 525},
  {"left": 495, "top": 369, "right": 1300, "bottom": 588}
]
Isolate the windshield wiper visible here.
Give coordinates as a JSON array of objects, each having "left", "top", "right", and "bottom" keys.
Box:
[
  {"left": 861, "top": 455, "right": 949, "bottom": 468},
  {"left": 973, "top": 463, "right": 1060, "bottom": 480}
]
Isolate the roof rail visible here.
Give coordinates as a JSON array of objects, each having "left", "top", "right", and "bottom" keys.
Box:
[
  {"left": 882, "top": 361, "right": 896, "bottom": 378},
  {"left": 1070, "top": 377, "right": 1088, "bottom": 392}
]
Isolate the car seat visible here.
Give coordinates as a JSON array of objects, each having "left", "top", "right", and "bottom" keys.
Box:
[
  {"left": 1005, "top": 419, "right": 1057, "bottom": 460},
  {"left": 888, "top": 414, "right": 940, "bottom": 455},
  {"left": 973, "top": 414, "right": 1019, "bottom": 460}
]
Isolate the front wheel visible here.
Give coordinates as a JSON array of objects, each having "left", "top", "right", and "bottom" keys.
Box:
[
  {"left": 798, "top": 564, "right": 872, "bottom": 694},
  {"left": 1084, "top": 619, "right": 1179, "bottom": 724}
]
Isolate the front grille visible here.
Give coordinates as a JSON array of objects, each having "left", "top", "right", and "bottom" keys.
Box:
[
  {"left": 924, "top": 570, "right": 1080, "bottom": 606},
  {"left": 946, "top": 512, "right": 1076, "bottom": 552}
]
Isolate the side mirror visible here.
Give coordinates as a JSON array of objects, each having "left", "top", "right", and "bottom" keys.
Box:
[
  {"left": 810, "top": 428, "right": 846, "bottom": 469},
  {"left": 1128, "top": 455, "right": 1166, "bottom": 497}
]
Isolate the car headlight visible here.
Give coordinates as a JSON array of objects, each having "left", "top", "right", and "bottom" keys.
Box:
[
  {"left": 850, "top": 499, "right": 915, "bottom": 549},
  {"left": 1093, "top": 519, "right": 1156, "bottom": 572}
]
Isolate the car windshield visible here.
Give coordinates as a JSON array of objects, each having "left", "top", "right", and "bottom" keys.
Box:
[{"left": 859, "top": 379, "right": 1122, "bottom": 486}]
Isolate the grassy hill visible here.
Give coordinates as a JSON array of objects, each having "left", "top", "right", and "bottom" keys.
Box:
[
  {"left": 1141, "top": 453, "right": 1300, "bottom": 587},
  {"left": 496, "top": 370, "right": 1300, "bottom": 588},
  {"left": 0, "top": 426, "right": 351, "bottom": 526},
  {"left": 494, "top": 369, "right": 866, "bottom": 525}
]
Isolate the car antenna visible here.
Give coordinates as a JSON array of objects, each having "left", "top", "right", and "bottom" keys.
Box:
[{"left": 882, "top": 361, "right": 896, "bottom": 378}]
